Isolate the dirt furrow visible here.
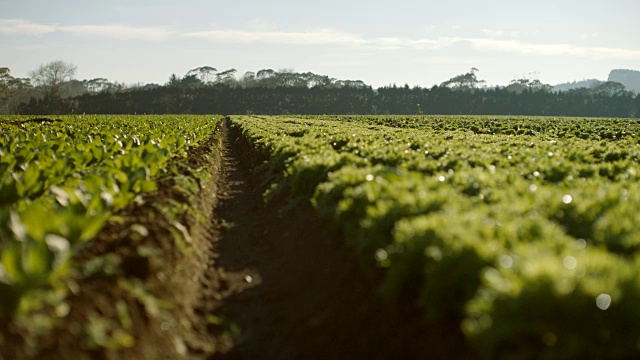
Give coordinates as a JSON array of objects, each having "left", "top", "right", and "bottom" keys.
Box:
[{"left": 200, "top": 121, "right": 449, "bottom": 359}]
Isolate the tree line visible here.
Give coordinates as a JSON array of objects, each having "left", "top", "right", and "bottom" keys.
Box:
[{"left": 2, "top": 61, "right": 639, "bottom": 117}]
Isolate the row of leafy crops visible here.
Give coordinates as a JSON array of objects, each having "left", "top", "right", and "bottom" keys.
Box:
[
  {"left": 0, "top": 115, "right": 221, "bottom": 326},
  {"left": 230, "top": 115, "right": 640, "bottom": 359}
]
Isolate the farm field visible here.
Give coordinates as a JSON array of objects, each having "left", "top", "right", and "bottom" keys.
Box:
[
  {"left": 2, "top": 114, "right": 640, "bottom": 359},
  {"left": 0, "top": 115, "right": 226, "bottom": 359},
  {"left": 228, "top": 114, "right": 640, "bottom": 359}
]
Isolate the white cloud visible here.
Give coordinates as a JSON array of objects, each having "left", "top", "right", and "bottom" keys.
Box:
[
  {"left": 0, "top": 19, "right": 173, "bottom": 41},
  {"left": 183, "top": 28, "right": 640, "bottom": 60},
  {"left": 244, "top": 20, "right": 280, "bottom": 32},
  {"left": 481, "top": 29, "right": 505, "bottom": 37},
  {"left": 0, "top": 19, "right": 56, "bottom": 36},
  {"left": 60, "top": 25, "right": 173, "bottom": 41},
  {"left": 184, "top": 28, "right": 455, "bottom": 50},
  {"left": 3, "top": 19, "right": 640, "bottom": 61},
  {"left": 184, "top": 28, "right": 365, "bottom": 46},
  {"left": 464, "top": 37, "right": 640, "bottom": 60},
  {"left": 412, "top": 55, "right": 479, "bottom": 65}
]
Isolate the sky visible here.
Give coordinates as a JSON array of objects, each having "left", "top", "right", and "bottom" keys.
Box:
[{"left": 1, "top": 0, "right": 639, "bottom": 88}]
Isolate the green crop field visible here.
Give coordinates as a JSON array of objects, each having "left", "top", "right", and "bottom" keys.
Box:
[
  {"left": 0, "top": 115, "right": 223, "bottom": 357},
  {"left": 229, "top": 115, "right": 640, "bottom": 358},
  {"left": 2, "top": 114, "right": 640, "bottom": 359}
]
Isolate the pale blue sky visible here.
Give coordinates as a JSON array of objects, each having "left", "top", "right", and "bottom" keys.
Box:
[{"left": 1, "top": 0, "right": 638, "bottom": 87}]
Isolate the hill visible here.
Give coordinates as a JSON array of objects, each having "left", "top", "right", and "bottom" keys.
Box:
[
  {"left": 553, "top": 79, "right": 603, "bottom": 92},
  {"left": 608, "top": 69, "right": 640, "bottom": 93}
]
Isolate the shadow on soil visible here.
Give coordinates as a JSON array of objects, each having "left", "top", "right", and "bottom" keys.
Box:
[{"left": 205, "top": 122, "right": 470, "bottom": 359}]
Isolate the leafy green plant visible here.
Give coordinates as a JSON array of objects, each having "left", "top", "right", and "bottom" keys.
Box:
[
  {"left": 0, "top": 115, "right": 221, "bottom": 324},
  {"left": 230, "top": 114, "right": 640, "bottom": 358}
]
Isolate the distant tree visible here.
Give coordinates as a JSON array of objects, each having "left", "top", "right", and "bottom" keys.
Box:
[
  {"left": 0, "top": 67, "right": 11, "bottom": 111},
  {"left": 186, "top": 66, "right": 217, "bottom": 84},
  {"left": 239, "top": 71, "right": 256, "bottom": 87},
  {"left": 507, "top": 76, "right": 552, "bottom": 94},
  {"left": 166, "top": 73, "right": 181, "bottom": 87},
  {"left": 506, "top": 78, "right": 530, "bottom": 94},
  {"left": 592, "top": 81, "right": 628, "bottom": 96},
  {"left": 334, "top": 79, "right": 367, "bottom": 88},
  {"left": 109, "top": 81, "right": 127, "bottom": 93},
  {"left": 59, "top": 79, "right": 87, "bottom": 98},
  {"left": 0, "top": 67, "right": 32, "bottom": 114},
  {"left": 180, "top": 74, "right": 204, "bottom": 88},
  {"left": 441, "top": 67, "right": 485, "bottom": 90},
  {"left": 28, "top": 60, "right": 77, "bottom": 98},
  {"left": 216, "top": 69, "right": 237, "bottom": 85},
  {"left": 141, "top": 83, "right": 161, "bottom": 90},
  {"left": 85, "top": 78, "right": 114, "bottom": 93},
  {"left": 528, "top": 79, "right": 552, "bottom": 91},
  {"left": 304, "top": 72, "right": 334, "bottom": 87},
  {"left": 256, "top": 69, "right": 275, "bottom": 78},
  {"left": 256, "top": 69, "right": 276, "bottom": 86},
  {"left": 272, "top": 68, "right": 305, "bottom": 87}
]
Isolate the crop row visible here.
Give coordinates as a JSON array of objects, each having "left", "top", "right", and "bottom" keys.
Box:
[
  {"left": 230, "top": 115, "right": 640, "bottom": 359},
  {"left": 0, "top": 116, "right": 221, "bottom": 333},
  {"left": 298, "top": 115, "right": 640, "bottom": 141}
]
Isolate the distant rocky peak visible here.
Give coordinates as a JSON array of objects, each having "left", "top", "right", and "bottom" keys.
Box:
[{"left": 608, "top": 69, "right": 640, "bottom": 93}]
